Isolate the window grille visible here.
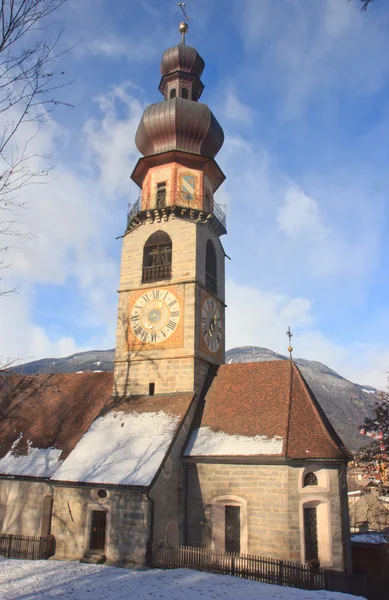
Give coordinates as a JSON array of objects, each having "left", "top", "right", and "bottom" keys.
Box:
[
  {"left": 303, "top": 472, "right": 318, "bottom": 487},
  {"left": 225, "top": 505, "right": 240, "bottom": 553},
  {"left": 156, "top": 182, "right": 167, "bottom": 208},
  {"left": 142, "top": 231, "right": 172, "bottom": 283},
  {"left": 304, "top": 507, "right": 319, "bottom": 562}
]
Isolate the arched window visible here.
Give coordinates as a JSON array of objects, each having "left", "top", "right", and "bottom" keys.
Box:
[
  {"left": 205, "top": 240, "right": 217, "bottom": 294},
  {"left": 181, "top": 87, "right": 188, "bottom": 99},
  {"left": 142, "top": 231, "right": 172, "bottom": 283},
  {"left": 304, "top": 472, "right": 318, "bottom": 487},
  {"left": 170, "top": 88, "right": 176, "bottom": 99}
]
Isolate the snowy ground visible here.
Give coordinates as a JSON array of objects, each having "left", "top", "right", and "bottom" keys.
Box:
[{"left": 0, "top": 558, "right": 366, "bottom": 600}]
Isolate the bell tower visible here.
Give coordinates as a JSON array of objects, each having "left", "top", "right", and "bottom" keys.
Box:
[{"left": 113, "top": 22, "right": 227, "bottom": 398}]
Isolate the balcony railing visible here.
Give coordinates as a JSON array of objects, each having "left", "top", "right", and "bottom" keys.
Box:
[
  {"left": 127, "top": 191, "right": 226, "bottom": 229},
  {"left": 142, "top": 264, "right": 171, "bottom": 283}
]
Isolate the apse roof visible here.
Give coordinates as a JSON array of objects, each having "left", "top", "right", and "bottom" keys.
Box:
[{"left": 184, "top": 361, "right": 349, "bottom": 460}]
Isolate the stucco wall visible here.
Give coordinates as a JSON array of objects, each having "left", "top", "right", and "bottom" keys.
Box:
[
  {"left": 186, "top": 461, "right": 349, "bottom": 571},
  {"left": 51, "top": 485, "right": 149, "bottom": 565},
  {"left": 0, "top": 479, "right": 54, "bottom": 536}
]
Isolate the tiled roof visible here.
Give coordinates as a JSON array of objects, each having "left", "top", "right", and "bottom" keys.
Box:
[
  {"left": 55, "top": 392, "right": 194, "bottom": 486},
  {"left": 0, "top": 373, "right": 194, "bottom": 483},
  {"left": 0, "top": 373, "right": 114, "bottom": 475},
  {"left": 185, "top": 361, "right": 348, "bottom": 460}
]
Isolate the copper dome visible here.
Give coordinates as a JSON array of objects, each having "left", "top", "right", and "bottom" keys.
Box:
[
  {"left": 160, "top": 44, "right": 204, "bottom": 78},
  {"left": 135, "top": 97, "right": 224, "bottom": 159}
]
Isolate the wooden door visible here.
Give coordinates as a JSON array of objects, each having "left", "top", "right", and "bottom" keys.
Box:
[{"left": 90, "top": 510, "right": 107, "bottom": 551}]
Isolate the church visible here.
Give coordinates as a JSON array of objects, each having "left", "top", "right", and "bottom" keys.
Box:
[{"left": 0, "top": 23, "right": 351, "bottom": 572}]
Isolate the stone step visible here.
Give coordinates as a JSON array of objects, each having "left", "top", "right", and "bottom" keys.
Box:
[{"left": 80, "top": 552, "right": 106, "bottom": 565}]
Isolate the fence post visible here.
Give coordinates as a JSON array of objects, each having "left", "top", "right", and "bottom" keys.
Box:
[
  {"left": 7, "top": 535, "right": 13, "bottom": 559},
  {"left": 278, "top": 560, "right": 284, "bottom": 586},
  {"left": 324, "top": 569, "right": 328, "bottom": 590},
  {"left": 231, "top": 555, "right": 235, "bottom": 577}
]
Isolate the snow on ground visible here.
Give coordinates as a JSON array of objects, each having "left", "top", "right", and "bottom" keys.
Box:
[{"left": 0, "top": 559, "right": 365, "bottom": 600}]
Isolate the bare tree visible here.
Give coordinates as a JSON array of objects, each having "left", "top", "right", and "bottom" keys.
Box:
[
  {"left": 0, "top": 0, "right": 70, "bottom": 296},
  {"left": 349, "top": 0, "right": 374, "bottom": 10}
]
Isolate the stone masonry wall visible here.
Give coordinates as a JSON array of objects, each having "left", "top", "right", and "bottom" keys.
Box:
[
  {"left": 51, "top": 486, "right": 149, "bottom": 565},
  {"left": 186, "top": 462, "right": 347, "bottom": 570},
  {"left": 0, "top": 479, "right": 54, "bottom": 536},
  {"left": 149, "top": 392, "right": 202, "bottom": 545},
  {"left": 114, "top": 215, "right": 225, "bottom": 396}
]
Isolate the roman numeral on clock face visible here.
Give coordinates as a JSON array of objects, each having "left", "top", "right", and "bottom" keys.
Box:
[{"left": 130, "top": 288, "right": 181, "bottom": 344}]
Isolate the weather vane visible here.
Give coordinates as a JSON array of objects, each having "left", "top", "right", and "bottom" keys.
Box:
[
  {"left": 178, "top": 2, "right": 189, "bottom": 20},
  {"left": 178, "top": 2, "right": 189, "bottom": 44},
  {"left": 286, "top": 326, "right": 293, "bottom": 360}
]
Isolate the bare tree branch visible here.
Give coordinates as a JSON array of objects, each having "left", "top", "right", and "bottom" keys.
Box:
[{"left": 0, "top": 0, "right": 71, "bottom": 297}]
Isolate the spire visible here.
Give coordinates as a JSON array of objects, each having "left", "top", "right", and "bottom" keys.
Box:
[
  {"left": 286, "top": 326, "right": 294, "bottom": 360},
  {"left": 179, "top": 20, "right": 188, "bottom": 45},
  {"left": 178, "top": 2, "right": 189, "bottom": 45},
  {"left": 133, "top": 19, "right": 224, "bottom": 160}
]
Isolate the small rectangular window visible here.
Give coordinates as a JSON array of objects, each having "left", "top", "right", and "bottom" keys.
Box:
[
  {"left": 225, "top": 505, "right": 240, "bottom": 553},
  {"left": 156, "top": 182, "right": 167, "bottom": 208},
  {"left": 149, "top": 382, "right": 155, "bottom": 396}
]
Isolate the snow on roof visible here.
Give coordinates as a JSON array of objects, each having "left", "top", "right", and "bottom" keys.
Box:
[
  {"left": 54, "top": 410, "right": 180, "bottom": 486},
  {"left": 0, "top": 435, "right": 62, "bottom": 478},
  {"left": 351, "top": 532, "right": 388, "bottom": 545},
  {"left": 185, "top": 427, "right": 283, "bottom": 457}
]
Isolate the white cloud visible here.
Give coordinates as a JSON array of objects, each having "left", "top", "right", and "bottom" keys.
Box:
[
  {"left": 226, "top": 279, "right": 313, "bottom": 352},
  {"left": 238, "top": 0, "right": 389, "bottom": 118},
  {"left": 0, "top": 82, "right": 146, "bottom": 365},
  {"left": 224, "top": 86, "right": 252, "bottom": 124},
  {"left": 277, "top": 186, "right": 328, "bottom": 238},
  {"left": 225, "top": 279, "right": 389, "bottom": 389},
  {"left": 83, "top": 83, "right": 143, "bottom": 198}
]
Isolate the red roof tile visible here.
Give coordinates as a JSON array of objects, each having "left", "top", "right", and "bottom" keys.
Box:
[
  {"left": 0, "top": 373, "right": 114, "bottom": 463},
  {"left": 187, "top": 361, "right": 347, "bottom": 460}
]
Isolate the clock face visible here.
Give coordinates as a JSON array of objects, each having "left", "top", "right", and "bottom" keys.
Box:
[
  {"left": 201, "top": 296, "right": 222, "bottom": 354},
  {"left": 130, "top": 289, "right": 181, "bottom": 344}
]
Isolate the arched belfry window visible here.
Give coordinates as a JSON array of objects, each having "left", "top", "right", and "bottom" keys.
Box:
[
  {"left": 142, "top": 231, "right": 172, "bottom": 283},
  {"left": 170, "top": 88, "right": 176, "bottom": 99},
  {"left": 182, "top": 87, "right": 188, "bottom": 99},
  {"left": 303, "top": 472, "right": 318, "bottom": 487},
  {"left": 205, "top": 240, "right": 217, "bottom": 294}
]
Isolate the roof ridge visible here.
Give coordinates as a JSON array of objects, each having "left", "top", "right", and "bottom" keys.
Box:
[
  {"left": 284, "top": 359, "right": 294, "bottom": 458},
  {"left": 291, "top": 362, "right": 350, "bottom": 459}
]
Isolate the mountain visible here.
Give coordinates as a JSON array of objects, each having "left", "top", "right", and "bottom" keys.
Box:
[{"left": 8, "top": 346, "right": 378, "bottom": 451}]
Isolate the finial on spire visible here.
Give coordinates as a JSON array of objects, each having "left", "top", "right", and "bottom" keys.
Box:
[
  {"left": 286, "top": 326, "right": 294, "bottom": 360},
  {"left": 178, "top": 2, "right": 189, "bottom": 44}
]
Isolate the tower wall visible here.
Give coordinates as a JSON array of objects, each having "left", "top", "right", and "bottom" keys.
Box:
[{"left": 113, "top": 217, "right": 225, "bottom": 397}]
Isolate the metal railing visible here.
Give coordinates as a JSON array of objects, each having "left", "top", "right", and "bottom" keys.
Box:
[{"left": 127, "top": 191, "right": 226, "bottom": 229}]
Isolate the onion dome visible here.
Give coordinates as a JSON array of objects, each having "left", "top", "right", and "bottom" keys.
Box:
[
  {"left": 135, "top": 98, "right": 224, "bottom": 158},
  {"left": 160, "top": 44, "right": 204, "bottom": 78},
  {"left": 135, "top": 39, "right": 224, "bottom": 159}
]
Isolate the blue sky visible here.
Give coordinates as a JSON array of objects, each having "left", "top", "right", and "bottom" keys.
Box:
[{"left": 1, "top": 0, "right": 389, "bottom": 387}]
